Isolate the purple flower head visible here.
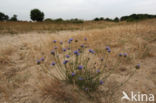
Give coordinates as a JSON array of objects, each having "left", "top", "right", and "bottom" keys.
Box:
[
  {"left": 62, "top": 48, "right": 66, "bottom": 52},
  {"left": 51, "top": 62, "right": 56, "bottom": 66},
  {"left": 74, "top": 50, "right": 80, "bottom": 56},
  {"left": 123, "top": 53, "right": 128, "bottom": 57},
  {"left": 36, "top": 60, "right": 41, "bottom": 65},
  {"left": 66, "top": 55, "right": 70, "bottom": 58},
  {"left": 96, "top": 69, "right": 100, "bottom": 73},
  {"left": 53, "top": 40, "right": 56, "bottom": 43},
  {"left": 67, "top": 47, "right": 70, "bottom": 50},
  {"left": 106, "top": 46, "right": 111, "bottom": 53},
  {"left": 51, "top": 50, "right": 55, "bottom": 55},
  {"left": 80, "top": 44, "right": 84, "bottom": 48},
  {"left": 89, "top": 49, "right": 95, "bottom": 54},
  {"left": 40, "top": 57, "right": 44, "bottom": 61},
  {"left": 119, "top": 53, "right": 123, "bottom": 57},
  {"left": 135, "top": 64, "right": 140, "bottom": 69},
  {"left": 84, "top": 37, "right": 87, "bottom": 41},
  {"left": 85, "top": 88, "right": 88, "bottom": 91},
  {"left": 78, "top": 65, "right": 83, "bottom": 70},
  {"left": 60, "top": 41, "right": 63, "bottom": 45},
  {"left": 78, "top": 77, "right": 83, "bottom": 80},
  {"left": 54, "top": 46, "right": 57, "bottom": 49},
  {"left": 71, "top": 72, "right": 76, "bottom": 76},
  {"left": 68, "top": 38, "right": 73, "bottom": 44},
  {"left": 99, "top": 80, "right": 104, "bottom": 85},
  {"left": 63, "top": 60, "right": 68, "bottom": 64}
]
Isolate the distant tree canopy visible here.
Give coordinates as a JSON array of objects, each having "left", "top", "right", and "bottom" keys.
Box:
[
  {"left": 30, "top": 9, "right": 44, "bottom": 21},
  {"left": 10, "top": 14, "right": 18, "bottom": 21},
  {"left": 120, "top": 14, "right": 156, "bottom": 22},
  {"left": 0, "top": 12, "right": 9, "bottom": 21},
  {"left": 44, "top": 18, "right": 84, "bottom": 24}
]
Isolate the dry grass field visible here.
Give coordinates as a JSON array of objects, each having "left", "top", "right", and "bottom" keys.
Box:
[{"left": 0, "top": 19, "right": 156, "bottom": 103}]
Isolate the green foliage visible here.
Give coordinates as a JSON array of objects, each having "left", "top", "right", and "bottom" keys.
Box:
[
  {"left": 0, "top": 12, "right": 9, "bottom": 21},
  {"left": 30, "top": 9, "right": 44, "bottom": 21},
  {"left": 10, "top": 14, "right": 18, "bottom": 21},
  {"left": 37, "top": 38, "right": 139, "bottom": 98},
  {"left": 120, "top": 14, "right": 156, "bottom": 22}
]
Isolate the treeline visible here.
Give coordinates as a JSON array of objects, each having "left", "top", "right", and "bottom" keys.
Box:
[
  {"left": 93, "top": 14, "right": 156, "bottom": 22},
  {"left": 0, "top": 9, "right": 156, "bottom": 23}
]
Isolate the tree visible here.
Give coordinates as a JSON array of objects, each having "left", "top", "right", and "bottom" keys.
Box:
[
  {"left": 30, "top": 9, "right": 44, "bottom": 21},
  {"left": 10, "top": 14, "right": 18, "bottom": 21},
  {"left": 114, "top": 17, "right": 119, "bottom": 22},
  {"left": 0, "top": 12, "right": 9, "bottom": 21}
]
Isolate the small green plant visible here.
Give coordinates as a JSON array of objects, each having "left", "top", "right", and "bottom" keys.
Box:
[{"left": 36, "top": 37, "right": 140, "bottom": 100}]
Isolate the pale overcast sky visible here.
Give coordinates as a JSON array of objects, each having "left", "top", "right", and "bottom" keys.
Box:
[{"left": 0, "top": 0, "right": 156, "bottom": 20}]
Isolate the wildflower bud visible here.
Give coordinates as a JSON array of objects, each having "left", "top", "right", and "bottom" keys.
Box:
[
  {"left": 100, "top": 58, "right": 104, "bottom": 61},
  {"left": 84, "top": 37, "right": 87, "bottom": 41},
  {"left": 37, "top": 60, "right": 41, "bottom": 65},
  {"left": 96, "top": 69, "right": 100, "bottom": 73},
  {"left": 51, "top": 50, "right": 55, "bottom": 55},
  {"left": 80, "top": 44, "right": 84, "bottom": 48},
  {"left": 62, "top": 48, "right": 66, "bottom": 52},
  {"left": 54, "top": 46, "right": 57, "bottom": 49},
  {"left": 135, "top": 64, "right": 140, "bottom": 69},
  {"left": 75, "top": 40, "right": 78, "bottom": 42},
  {"left": 51, "top": 62, "right": 56, "bottom": 66},
  {"left": 60, "top": 41, "right": 63, "bottom": 45},
  {"left": 119, "top": 53, "right": 123, "bottom": 57}
]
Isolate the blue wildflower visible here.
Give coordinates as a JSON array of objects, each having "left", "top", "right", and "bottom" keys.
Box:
[
  {"left": 80, "top": 44, "right": 84, "bottom": 48},
  {"left": 119, "top": 53, "right": 123, "bottom": 57},
  {"left": 74, "top": 50, "right": 80, "bottom": 56},
  {"left": 100, "top": 80, "right": 104, "bottom": 85},
  {"left": 123, "top": 53, "right": 128, "bottom": 57},
  {"left": 106, "top": 46, "right": 111, "bottom": 53},
  {"left": 78, "top": 77, "right": 83, "bottom": 80},
  {"left": 96, "top": 69, "right": 100, "bottom": 73},
  {"left": 40, "top": 57, "right": 44, "bottom": 61},
  {"left": 63, "top": 60, "right": 68, "bottom": 64},
  {"left": 66, "top": 55, "right": 70, "bottom": 58},
  {"left": 71, "top": 72, "right": 75, "bottom": 76},
  {"left": 53, "top": 40, "right": 56, "bottom": 43},
  {"left": 78, "top": 65, "right": 83, "bottom": 70},
  {"left": 62, "top": 48, "right": 66, "bottom": 52},
  {"left": 54, "top": 46, "right": 57, "bottom": 49},
  {"left": 51, "top": 62, "right": 56, "bottom": 66},
  {"left": 89, "top": 49, "right": 95, "bottom": 54}
]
